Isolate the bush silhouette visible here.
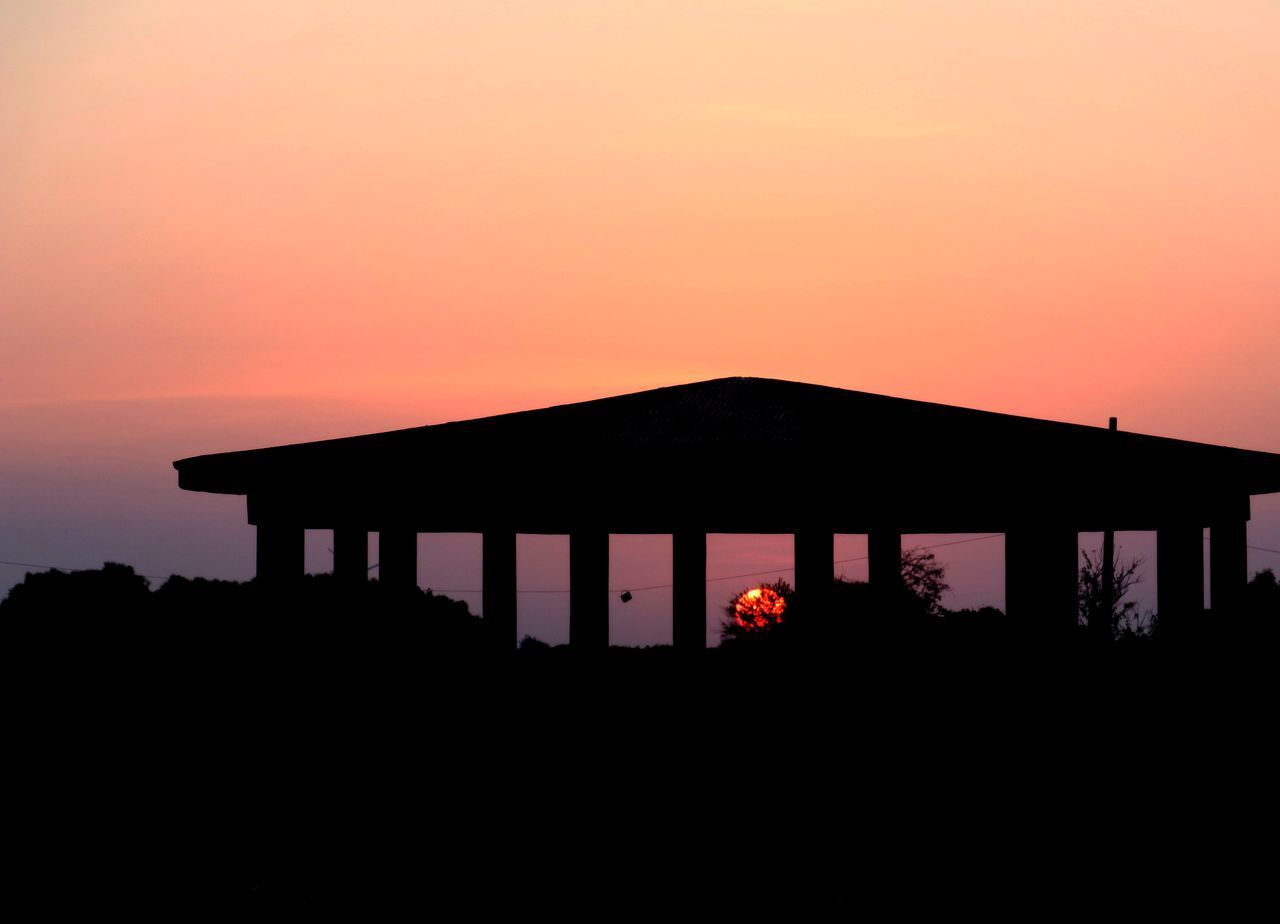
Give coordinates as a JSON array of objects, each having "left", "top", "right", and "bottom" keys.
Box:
[
  {"left": 1078, "top": 548, "right": 1150, "bottom": 639},
  {"left": 0, "top": 561, "right": 152, "bottom": 617},
  {"left": 718, "top": 548, "right": 951, "bottom": 649},
  {"left": 719, "top": 578, "right": 791, "bottom": 647}
]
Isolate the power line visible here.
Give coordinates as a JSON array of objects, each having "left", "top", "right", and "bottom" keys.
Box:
[
  {"left": 0, "top": 558, "right": 171, "bottom": 581},
  {"left": 2, "top": 535, "right": 1004, "bottom": 592},
  {"left": 4, "top": 533, "right": 1278, "bottom": 596},
  {"left": 430, "top": 534, "right": 1008, "bottom": 594},
  {"left": 1202, "top": 537, "right": 1280, "bottom": 556}
]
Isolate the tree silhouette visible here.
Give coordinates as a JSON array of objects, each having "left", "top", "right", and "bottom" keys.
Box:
[
  {"left": 898, "top": 547, "right": 949, "bottom": 617},
  {"left": 719, "top": 547, "right": 950, "bottom": 647},
  {"left": 1244, "top": 568, "right": 1279, "bottom": 629},
  {"left": 0, "top": 561, "right": 152, "bottom": 616},
  {"left": 720, "top": 578, "right": 791, "bottom": 647},
  {"left": 1078, "top": 548, "right": 1148, "bottom": 639}
]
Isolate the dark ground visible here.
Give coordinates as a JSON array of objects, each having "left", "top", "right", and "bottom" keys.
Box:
[{"left": 5, "top": 569, "right": 1277, "bottom": 913}]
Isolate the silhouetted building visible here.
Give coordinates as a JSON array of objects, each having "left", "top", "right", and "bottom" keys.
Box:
[{"left": 174, "top": 377, "right": 1280, "bottom": 647}]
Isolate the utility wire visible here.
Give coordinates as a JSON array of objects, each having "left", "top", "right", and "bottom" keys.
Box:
[
  {"left": 0, "top": 559, "right": 171, "bottom": 580},
  {"left": 430, "top": 534, "right": 1009, "bottom": 594},
  {"left": 5, "top": 533, "right": 1279, "bottom": 595},
  {"left": 4, "top": 536, "right": 1005, "bottom": 591}
]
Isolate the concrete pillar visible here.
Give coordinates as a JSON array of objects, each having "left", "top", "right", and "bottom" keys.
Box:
[
  {"left": 333, "top": 527, "right": 368, "bottom": 585},
  {"left": 794, "top": 528, "right": 834, "bottom": 640},
  {"left": 379, "top": 529, "right": 417, "bottom": 590},
  {"left": 1005, "top": 527, "right": 1078, "bottom": 632},
  {"left": 570, "top": 529, "right": 609, "bottom": 650},
  {"left": 673, "top": 528, "right": 706, "bottom": 651},
  {"left": 1210, "top": 518, "right": 1248, "bottom": 618},
  {"left": 1095, "top": 528, "right": 1117, "bottom": 641},
  {"left": 1158, "top": 525, "right": 1204, "bottom": 631},
  {"left": 257, "top": 523, "right": 304, "bottom": 584},
  {"left": 483, "top": 527, "right": 518, "bottom": 651},
  {"left": 868, "top": 528, "right": 902, "bottom": 592},
  {"left": 1099, "top": 419, "right": 1118, "bottom": 640}
]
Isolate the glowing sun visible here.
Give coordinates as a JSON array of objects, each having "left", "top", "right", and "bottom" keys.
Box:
[{"left": 733, "top": 586, "right": 786, "bottom": 631}]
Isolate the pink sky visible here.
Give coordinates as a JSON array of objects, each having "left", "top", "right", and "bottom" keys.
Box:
[{"left": 3, "top": 3, "right": 1278, "bottom": 640}]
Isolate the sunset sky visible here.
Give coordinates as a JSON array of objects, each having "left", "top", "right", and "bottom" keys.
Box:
[{"left": 3, "top": 2, "right": 1278, "bottom": 642}]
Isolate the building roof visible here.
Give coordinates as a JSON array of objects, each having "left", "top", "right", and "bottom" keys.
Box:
[{"left": 174, "top": 377, "right": 1280, "bottom": 532}]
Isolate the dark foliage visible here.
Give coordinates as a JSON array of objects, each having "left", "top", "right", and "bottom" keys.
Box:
[
  {"left": 1240, "top": 568, "right": 1280, "bottom": 636},
  {"left": 1, "top": 565, "right": 487, "bottom": 674},
  {"left": 719, "top": 548, "right": 954, "bottom": 649},
  {"left": 719, "top": 578, "right": 792, "bottom": 647},
  {"left": 1246, "top": 568, "right": 1278, "bottom": 612},
  {"left": 899, "top": 547, "right": 949, "bottom": 616},
  {"left": 934, "top": 605, "right": 1024, "bottom": 642},
  {"left": 1078, "top": 548, "right": 1150, "bottom": 639},
  {"left": 5, "top": 561, "right": 1277, "bottom": 914},
  {"left": 0, "top": 561, "right": 153, "bottom": 616}
]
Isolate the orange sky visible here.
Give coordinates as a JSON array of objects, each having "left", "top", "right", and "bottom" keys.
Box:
[{"left": 3, "top": 2, "right": 1278, "bottom": 634}]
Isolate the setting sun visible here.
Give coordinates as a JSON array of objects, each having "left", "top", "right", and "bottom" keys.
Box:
[{"left": 734, "top": 586, "right": 787, "bottom": 631}]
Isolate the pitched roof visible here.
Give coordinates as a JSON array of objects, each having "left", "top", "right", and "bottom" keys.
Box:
[{"left": 175, "top": 377, "right": 1280, "bottom": 501}]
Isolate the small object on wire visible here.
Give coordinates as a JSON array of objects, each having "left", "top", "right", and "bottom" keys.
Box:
[{"left": 619, "top": 591, "right": 633, "bottom": 603}]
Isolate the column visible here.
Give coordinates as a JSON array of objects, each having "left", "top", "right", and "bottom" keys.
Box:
[
  {"left": 333, "top": 526, "right": 368, "bottom": 585},
  {"left": 483, "top": 527, "right": 518, "bottom": 651},
  {"left": 1209, "top": 518, "right": 1247, "bottom": 618},
  {"left": 794, "top": 528, "right": 834, "bottom": 642},
  {"left": 868, "top": 527, "right": 902, "bottom": 593},
  {"left": 379, "top": 529, "right": 417, "bottom": 590},
  {"left": 1158, "top": 525, "right": 1204, "bottom": 632},
  {"left": 256, "top": 522, "right": 304, "bottom": 584},
  {"left": 1005, "top": 526, "right": 1078, "bottom": 632},
  {"left": 1096, "top": 524, "right": 1116, "bottom": 641},
  {"left": 673, "top": 528, "right": 706, "bottom": 651},
  {"left": 570, "top": 529, "right": 609, "bottom": 650}
]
